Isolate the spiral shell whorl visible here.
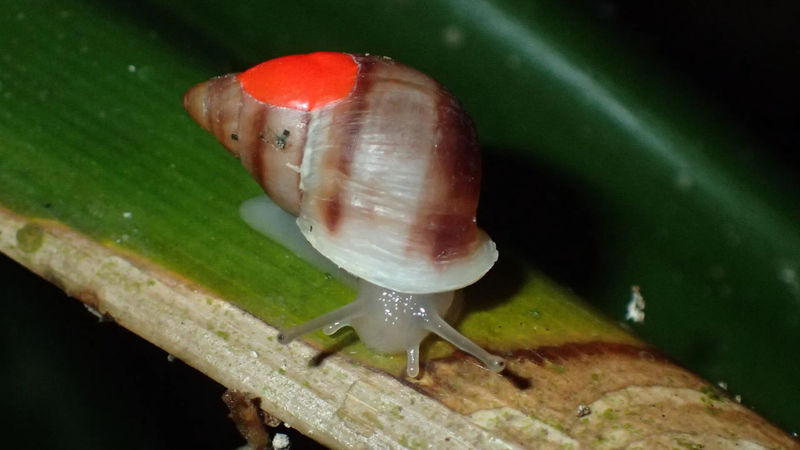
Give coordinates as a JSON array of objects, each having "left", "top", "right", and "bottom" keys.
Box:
[
  {"left": 184, "top": 74, "right": 307, "bottom": 215},
  {"left": 184, "top": 54, "right": 498, "bottom": 293}
]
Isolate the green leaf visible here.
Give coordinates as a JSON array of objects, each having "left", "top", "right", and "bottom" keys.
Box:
[{"left": 2, "top": 0, "right": 798, "bottom": 434}]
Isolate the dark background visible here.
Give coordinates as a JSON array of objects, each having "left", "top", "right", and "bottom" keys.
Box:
[{"left": 1, "top": 0, "right": 798, "bottom": 448}]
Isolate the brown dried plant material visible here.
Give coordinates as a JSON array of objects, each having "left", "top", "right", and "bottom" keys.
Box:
[
  {"left": 2, "top": 207, "right": 797, "bottom": 449},
  {"left": 223, "top": 390, "right": 272, "bottom": 450},
  {"left": 412, "top": 343, "right": 799, "bottom": 449}
]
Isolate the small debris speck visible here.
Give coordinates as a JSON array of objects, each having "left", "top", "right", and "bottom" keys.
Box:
[
  {"left": 273, "top": 433, "right": 291, "bottom": 450},
  {"left": 780, "top": 266, "right": 796, "bottom": 284},
  {"left": 676, "top": 170, "right": 695, "bottom": 190},
  {"left": 128, "top": 65, "right": 137, "bottom": 73},
  {"left": 577, "top": 404, "right": 591, "bottom": 418},
  {"left": 625, "top": 286, "right": 645, "bottom": 324},
  {"left": 167, "top": 354, "right": 176, "bottom": 362},
  {"left": 734, "top": 395, "right": 742, "bottom": 403},
  {"left": 85, "top": 304, "right": 104, "bottom": 320},
  {"left": 442, "top": 25, "right": 464, "bottom": 47},
  {"left": 123, "top": 212, "right": 132, "bottom": 219},
  {"left": 778, "top": 264, "right": 800, "bottom": 299},
  {"left": 84, "top": 304, "right": 113, "bottom": 323},
  {"left": 250, "top": 350, "right": 259, "bottom": 358},
  {"left": 716, "top": 381, "right": 728, "bottom": 390}
]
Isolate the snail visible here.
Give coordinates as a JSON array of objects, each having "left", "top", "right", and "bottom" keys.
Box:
[{"left": 183, "top": 52, "right": 504, "bottom": 377}]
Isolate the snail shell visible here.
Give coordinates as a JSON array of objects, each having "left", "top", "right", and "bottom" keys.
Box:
[{"left": 184, "top": 52, "right": 503, "bottom": 376}]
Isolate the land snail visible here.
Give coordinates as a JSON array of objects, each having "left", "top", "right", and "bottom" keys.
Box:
[{"left": 183, "top": 52, "right": 505, "bottom": 377}]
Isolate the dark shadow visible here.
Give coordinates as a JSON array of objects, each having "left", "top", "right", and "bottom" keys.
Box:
[
  {"left": 476, "top": 148, "right": 605, "bottom": 299},
  {"left": 82, "top": 0, "right": 249, "bottom": 74},
  {"left": 307, "top": 331, "right": 359, "bottom": 367},
  {"left": 675, "top": 332, "right": 722, "bottom": 373},
  {"left": 575, "top": 0, "right": 800, "bottom": 183},
  {"left": 461, "top": 253, "right": 528, "bottom": 312},
  {"left": 499, "top": 367, "right": 534, "bottom": 391}
]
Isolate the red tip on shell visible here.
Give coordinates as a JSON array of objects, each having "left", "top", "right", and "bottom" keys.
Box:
[{"left": 238, "top": 52, "right": 359, "bottom": 111}]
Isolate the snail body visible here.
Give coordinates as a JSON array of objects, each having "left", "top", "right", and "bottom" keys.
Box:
[{"left": 184, "top": 52, "right": 503, "bottom": 376}]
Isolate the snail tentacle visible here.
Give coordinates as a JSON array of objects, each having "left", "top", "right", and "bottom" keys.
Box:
[
  {"left": 405, "top": 344, "right": 421, "bottom": 378},
  {"left": 277, "top": 301, "right": 364, "bottom": 345},
  {"left": 424, "top": 313, "right": 506, "bottom": 373}
]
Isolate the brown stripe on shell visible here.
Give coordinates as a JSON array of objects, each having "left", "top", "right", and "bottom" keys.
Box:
[
  {"left": 409, "top": 86, "right": 482, "bottom": 262},
  {"left": 316, "top": 57, "right": 378, "bottom": 234},
  {"left": 185, "top": 72, "right": 308, "bottom": 215},
  {"left": 205, "top": 74, "right": 243, "bottom": 157},
  {"left": 250, "top": 113, "right": 268, "bottom": 189},
  {"left": 236, "top": 93, "right": 270, "bottom": 189},
  {"left": 231, "top": 91, "right": 309, "bottom": 215}
]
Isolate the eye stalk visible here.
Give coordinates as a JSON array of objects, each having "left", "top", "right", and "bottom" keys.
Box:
[{"left": 278, "top": 280, "right": 506, "bottom": 377}]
